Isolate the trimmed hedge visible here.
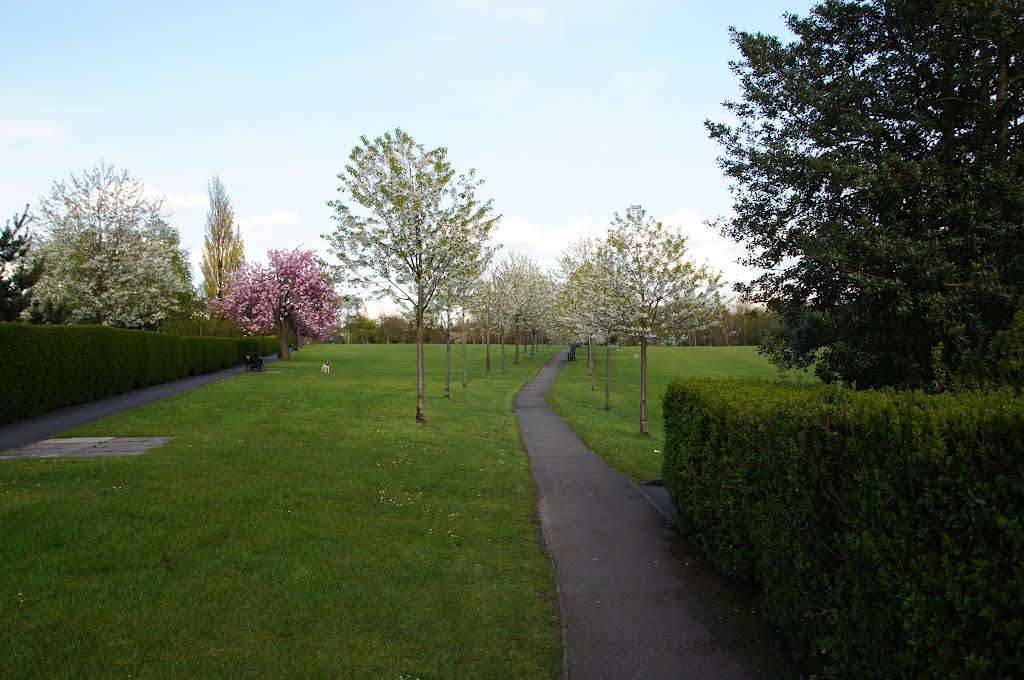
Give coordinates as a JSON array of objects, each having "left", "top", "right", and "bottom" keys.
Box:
[
  {"left": 0, "top": 323, "right": 277, "bottom": 424},
  {"left": 662, "top": 379, "right": 1024, "bottom": 678}
]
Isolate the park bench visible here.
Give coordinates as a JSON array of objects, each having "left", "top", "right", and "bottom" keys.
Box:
[{"left": 245, "top": 353, "right": 265, "bottom": 372}]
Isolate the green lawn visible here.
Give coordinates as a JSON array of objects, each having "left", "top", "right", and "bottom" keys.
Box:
[
  {"left": 547, "top": 345, "right": 813, "bottom": 481},
  {"left": 0, "top": 343, "right": 562, "bottom": 679}
]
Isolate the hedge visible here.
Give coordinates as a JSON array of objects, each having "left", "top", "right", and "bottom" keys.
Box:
[
  {"left": 0, "top": 323, "right": 277, "bottom": 424},
  {"left": 662, "top": 379, "right": 1023, "bottom": 678}
]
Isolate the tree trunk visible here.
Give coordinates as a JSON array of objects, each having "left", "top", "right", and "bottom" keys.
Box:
[
  {"left": 514, "top": 325, "right": 520, "bottom": 365},
  {"left": 500, "top": 326, "right": 507, "bottom": 370},
  {"left": 416, "top": 299, "right": 427, "bottom": 423},
  {"left": 590, "top": 336, "right": 596, "bottom": 391},
  {"left": 461, "top": 312, "right": 467, "bottom": 388},
  {"left": 640, "top": 336, "right": 649, "bottom": 435},
  {"left": 444, "top": 323, "right": 452, "bottom": 399},
  {"left": 485, "top": 323, "right": 491, "bottom": 379},
  {"left": 277, "top": 331, "right": 290, "bottom": 361},
  {"left": 604, "top": 342, "right": 612, "bottom": 410}
]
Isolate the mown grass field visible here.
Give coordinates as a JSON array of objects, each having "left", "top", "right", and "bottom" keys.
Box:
[
  {"left": 547, "top": 345, "right": 814, "bottom": 481},
  {"left": 0, "top": 343, "right": 562, "bottom": 679}
]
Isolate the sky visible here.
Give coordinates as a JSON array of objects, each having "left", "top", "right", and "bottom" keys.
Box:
[{"left": 3, "top": 0, "right": 818, "bottom": 314}]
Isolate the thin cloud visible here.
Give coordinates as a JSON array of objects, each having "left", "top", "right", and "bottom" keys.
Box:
[
  {"left": 664, "top": 208, "right": 760, "bottom": 288},
  {"left": 493, "top": 214, "right": 604, "bottom": 271},
  {"left": 0, "top": 120, "right": 61, "bottom": 141},
  {"left": 143, "top": 184, "right": 207, "bottom": 211}
]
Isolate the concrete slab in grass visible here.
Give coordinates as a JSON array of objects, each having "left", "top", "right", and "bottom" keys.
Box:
[{"left": 0, "top": 437, "right": 175, "bottom": 460}]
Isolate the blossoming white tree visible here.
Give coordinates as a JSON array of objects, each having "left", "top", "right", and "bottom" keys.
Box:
[
  {"left": 324, "top": 129, "right": 498, "bottom": 423},
  {"left": 604, "top": 205, "right": 722, "bottom": 434},
  {"left": 434, "top": 247, "right": 494, "bottom": 398},
  {"left": 32, "top": 163, "right": 189, "bottom": 328}
]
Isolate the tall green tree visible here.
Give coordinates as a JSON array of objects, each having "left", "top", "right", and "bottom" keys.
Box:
[
  {"left": 200, "top": 176, "right": 245, "bottom": 302},
  {"left": 1, "top": 205, "right": 44, "bottom": 321},
  {"left": 708, "top": 0, "right": 1024, "bottom": 389},
  {"left": 325, "top": 128, "right": 499, "bottom": 423}
]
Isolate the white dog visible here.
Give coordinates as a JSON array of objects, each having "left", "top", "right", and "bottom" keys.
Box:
[{"left": 321, "top": 361, "right": 330, "bottom": 373}]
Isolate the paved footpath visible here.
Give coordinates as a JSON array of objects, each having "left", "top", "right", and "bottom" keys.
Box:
[
  {"left": 516, "top": 351, "right": 802, "bottom": 680},
  {"left": 0, "top": 356, "right": 275, "bottom": 453}
]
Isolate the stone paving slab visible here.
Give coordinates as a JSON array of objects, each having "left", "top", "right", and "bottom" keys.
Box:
[
  {"left": 39, "top": 437, "right": 115, "bottom": 444},
  {"left": 0, "top": 437, "right": 175, "bottom": 460}
]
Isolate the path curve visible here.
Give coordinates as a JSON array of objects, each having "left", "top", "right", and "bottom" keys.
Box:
[{"left": 516, "top": 350, "right": 801, "bottom": 680}]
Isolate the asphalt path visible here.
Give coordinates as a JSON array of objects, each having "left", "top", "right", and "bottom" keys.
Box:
[
  {"left": 0, "top": 356, "right": 275, "bottom": 452},
  {"left": 516, "top": 350, "right": 802, "bottom": 680}
]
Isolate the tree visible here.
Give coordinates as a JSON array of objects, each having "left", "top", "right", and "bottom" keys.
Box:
[
  {"left": 200, "top": 176, "right": 245, "bottom": 302},
  {"left": 561, "top": 238, "right": 598, "bottom": 387},
  {"left": 496, "top": 252, "right": 544, "bottom": 365},
  {"left": 707, "top": 0, "right": 1024, "bottom": 389},
  {"left": 325, "top": 128, "right": 499, "bottom": 423},
  {"left": 377, "top": 313, "right": 408, "bottom": 344},
  {"left": 32, "top": 162, "right": 189, "bottom": 328},
  {"left": 604, "top": 206, "right": 720, "bottom": 434},
  {"left": 558, "top": 237, "right": 630, "bottom": 410},
  {"left": 469, "top": 272, "right": 501, "bottom": 378},
  {"left": 345, "top": 314, "right": 381, "bottom": 343},
  {"left": 216, "top": 248, "right": 338, "bottom": 360},
  {"left": 1, "top": 205, "right": 44, "bottom": 321},
  {"left": 434, "top": 250, "right": 493, "bottom": 398},
  {"left": 334, "top": 293, "right": 364, "bottom": 343}
]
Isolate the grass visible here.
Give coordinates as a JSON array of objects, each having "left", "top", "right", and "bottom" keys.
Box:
[
  {"left": 0, "top": 343, "right": 563, "bottom": 679},
  {"left": 547, "top": 345, "right": 814, "bottom": 481}
]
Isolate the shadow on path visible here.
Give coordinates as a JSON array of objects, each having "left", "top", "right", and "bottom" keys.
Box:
[{"left": 516, "top": 350, "right": 803, "bottom": 680}]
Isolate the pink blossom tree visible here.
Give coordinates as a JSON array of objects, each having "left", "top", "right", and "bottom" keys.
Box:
[{"left": 215, "top": 248, "right": 338, "bottom": 361}]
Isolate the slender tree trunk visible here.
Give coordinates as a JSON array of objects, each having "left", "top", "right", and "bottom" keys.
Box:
[
  {"left": 604, "top": 341, "right": 612, "bottom": 410},
  {"left": 444, "top": 323, "right": 452, "bottom": 399},
  {"left": 416, "top": 299, "right": 427, "bottom": 423},
  {"left": 640, "top": 336, "right": 649, "bottom": 435},
  {"left": 461, "top": 312, "right": 467, "bottom": 388},
  {"left": 485, "top": 323, "right": 491, "bottom": 378},
  {"left": 590, "top": 336, "right": 596, "bottom": 391},
  {"left": 500, "top": 325, "right": 507, "bottom": 370},
  {"left": 514, "top": 325, "right": 520, "bottom": 365}
]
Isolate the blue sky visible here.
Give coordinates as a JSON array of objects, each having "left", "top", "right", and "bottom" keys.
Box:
[{"left": 3, "top": 0, "right": 817, "bottom": 308}]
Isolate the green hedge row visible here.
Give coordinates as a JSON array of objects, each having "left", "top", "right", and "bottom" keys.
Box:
[
  {"left": 662, "top": 379, "right": 1023, "bottom": 678},
  {"left": 0, "top": 323, "right": 277, "bottom": 424}
]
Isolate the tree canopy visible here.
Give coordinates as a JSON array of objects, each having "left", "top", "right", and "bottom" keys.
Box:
[
  {"left": 1, "top": 205, "right": 44, "bottom": 321},
  {"left": 325, "top": 128, "right": 499, "bottom": 422},
  {"left": 708, "top": 0, "right": 1024, "bottom": 389},
  {"left": 31, "top": 162, "right": 190, "bottom": 329},
  {"left": 216, "top": 248, "right": 338, "bottom": 360}
]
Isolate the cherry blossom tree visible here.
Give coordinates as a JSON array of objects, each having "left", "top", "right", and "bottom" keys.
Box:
[
  {"left": 325, "top": 128, "right": 498, "bottom": 423},
  {"left": 216, "top": 248, "right": 338, "bottom": 360}
]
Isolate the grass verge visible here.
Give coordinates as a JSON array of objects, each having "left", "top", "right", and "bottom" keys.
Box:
[
  {"left": 546, "top": 345, "right": 813, "bottom": 481},
  {"left": 1, "top": 343, "right": 562, "bottom": 679}
]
